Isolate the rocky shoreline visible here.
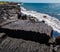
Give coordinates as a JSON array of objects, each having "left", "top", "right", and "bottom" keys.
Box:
[
  {"left": 0, "top": 2, "right": 60, "bottom": 52},
  {"left": 21, "top": 7, "right": 60, "bottom": 33}
]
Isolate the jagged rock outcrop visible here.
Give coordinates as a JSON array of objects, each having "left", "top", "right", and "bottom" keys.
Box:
[{"left": 0, "top": 20, "right": 53, "bottom": 44}]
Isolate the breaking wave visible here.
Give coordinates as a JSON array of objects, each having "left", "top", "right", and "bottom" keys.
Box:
[{"left": 21, "top": 7, "right": 60, "bottom": 33}]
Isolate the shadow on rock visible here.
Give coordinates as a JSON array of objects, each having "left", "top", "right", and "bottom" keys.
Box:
[{"left": 0, "top": 28, "right": 50, "bottom": 44}]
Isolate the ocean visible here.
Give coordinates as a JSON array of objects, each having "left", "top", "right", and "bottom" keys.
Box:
[
  {"left": 22, "top": 3, "right": 60, "bottom": 20},
  {"left": 21, "top": 3, "right": 60, "bottom": 38}
]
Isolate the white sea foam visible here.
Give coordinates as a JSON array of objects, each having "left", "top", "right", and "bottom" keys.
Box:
[
  {"left": 21, "top": 7, "right": 60, "bottom": 33},
  {"left": 57, "top": 14, "right": 60, "bottom": 15}
]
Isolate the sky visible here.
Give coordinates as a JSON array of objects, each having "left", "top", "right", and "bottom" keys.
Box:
[{"left": 0, "top": 0, "right": 60, "bottom": 3}]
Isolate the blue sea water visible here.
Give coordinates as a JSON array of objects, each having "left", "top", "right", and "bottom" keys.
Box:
[
  {"left": 22, "top": 3, "right": 60, "bottom": 20},
  {"left": 22, "top": 3, "right": 60, "bottom": 38}
]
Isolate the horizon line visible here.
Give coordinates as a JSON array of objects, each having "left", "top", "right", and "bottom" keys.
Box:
[{"left": 0, "top": 1, "right": 60, "bottom": 3}]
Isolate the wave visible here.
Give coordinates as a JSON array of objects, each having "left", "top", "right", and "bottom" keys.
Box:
[{"left": 21, "top": 7, "right": 60, "bottom": 33}]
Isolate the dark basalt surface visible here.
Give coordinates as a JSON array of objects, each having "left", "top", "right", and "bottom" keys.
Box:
[
  {"left": 0, "top": 24, "right": 53, "bottom": 52},
  {"left": 0, "top": 2, "right": 60, "bottom": 52},
  {"left": 0, "top": 28, "right": 50, "bottom": 44},
  {"left": 0, "top": 37, "right": 51, "bottom": 52},
  {"left": 0, "top": 20, "right": 54, "bottom": 52},
  {"left": 1, "top": 20, "right": 53, "bottom": 37},
  {"left": 0, "top": 20, "right": 53, "bottom": 43}
]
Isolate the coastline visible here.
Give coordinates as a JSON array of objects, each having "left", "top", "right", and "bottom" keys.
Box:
[
  {"left": 21, "top": 7, "right": 60, "bottom": 34},
  {"left": 0, "top": 2, "right": 60, "bottom": 52}
]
